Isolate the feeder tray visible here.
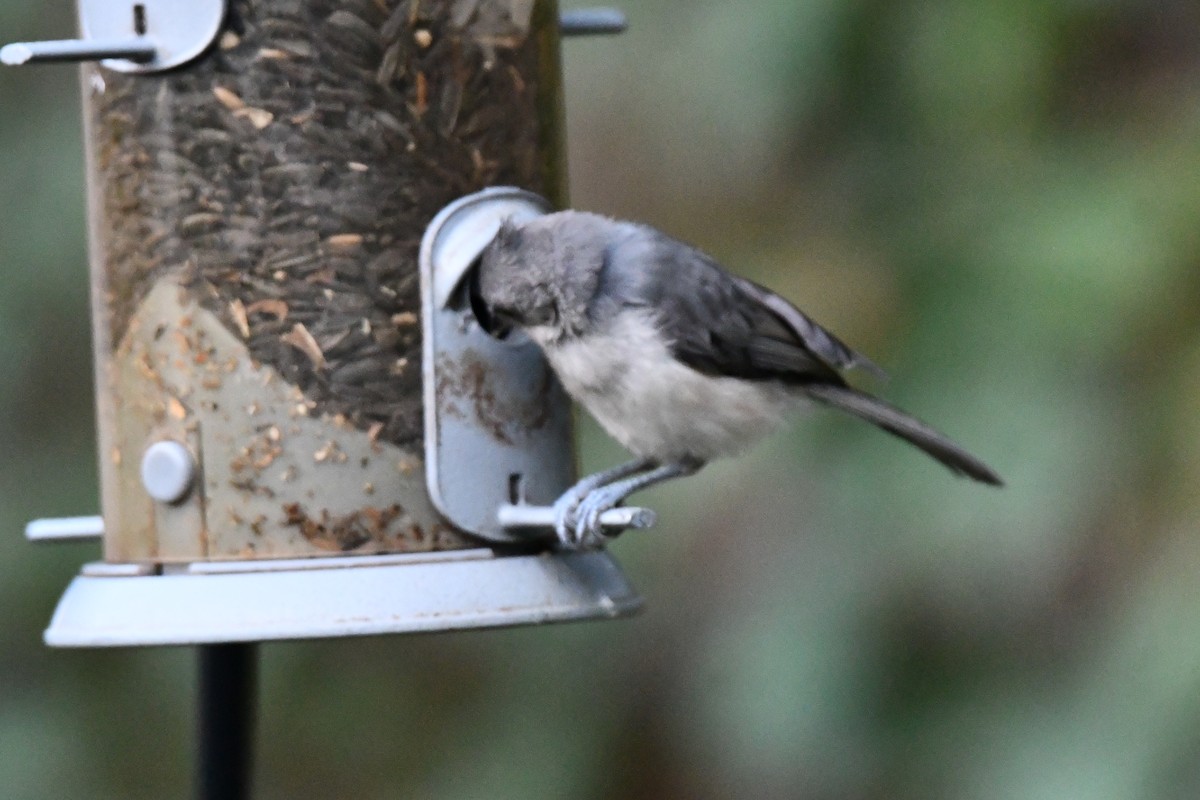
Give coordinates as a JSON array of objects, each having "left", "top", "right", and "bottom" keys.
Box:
[{"left": 38, "top": 544, "right": 640, "bottom": 647}]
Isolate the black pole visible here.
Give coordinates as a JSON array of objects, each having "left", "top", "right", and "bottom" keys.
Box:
[{"left": 197, "top": 643, "right": 257, "bottom": 800}]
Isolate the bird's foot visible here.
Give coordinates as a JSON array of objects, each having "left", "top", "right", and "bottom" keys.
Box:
[
  {"left": 553, "top": 484, "right": 633, "bottom": 550},
  {"left": 550, "top": 458, "right": 703, "bottom": 550},
  {"left": 552, "top": 483, "right": 592, "bottom": 548},
  {"left": 551, "top": 458, "right": 658, "bottom": 550},
  {"left": 569, "top": 483, "right": 632, "bottom": 550}
]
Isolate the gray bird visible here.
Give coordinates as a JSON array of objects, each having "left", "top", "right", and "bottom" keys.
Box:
[{"left": 471, "top": 211, "right": 1002, "bottom": 549}]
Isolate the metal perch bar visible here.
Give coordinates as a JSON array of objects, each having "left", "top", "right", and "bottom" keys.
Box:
[
  {"left": 25, "top": 515, "right": 105, "bottom": 542},
  {"left": 0, "top": 38, "right": 155, "bottom": 65},
  {"left": 497, "top": 503, "right": 656, "bottom": 532},
  {"left": 560, "top": 8, "right": 627, "bottom": 36}
]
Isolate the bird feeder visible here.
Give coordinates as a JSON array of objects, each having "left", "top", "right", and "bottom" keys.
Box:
[{"left": 9, "top": 0, "right": 641, "bottom": 647}]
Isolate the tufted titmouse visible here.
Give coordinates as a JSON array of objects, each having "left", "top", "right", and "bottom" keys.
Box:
[{"left": 471, "top": 211, "right": 1002, "bottom": 549}]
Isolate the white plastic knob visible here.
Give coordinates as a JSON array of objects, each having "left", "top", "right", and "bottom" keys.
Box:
[{"left": 140, "top": 440, "right": 196, "bottom": 504}]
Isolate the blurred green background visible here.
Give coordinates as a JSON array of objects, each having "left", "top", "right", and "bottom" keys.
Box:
[{"left": 4, "top": 0, "right": 1200, "bottom": 797}]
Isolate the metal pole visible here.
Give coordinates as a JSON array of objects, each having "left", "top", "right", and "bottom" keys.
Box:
[{"left": 197, "top": 643, "right": 257, "bottom": 800}]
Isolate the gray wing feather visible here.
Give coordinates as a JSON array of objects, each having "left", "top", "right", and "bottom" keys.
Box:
[
  {"left": 599, "top": 226, "right": 882, "bottom": 383},
  {"left": 741, "top": 280, "right": 886, "bottom": 379},
  {"left": 804, "top": 384, "right": 1003, "bottom": 485}
]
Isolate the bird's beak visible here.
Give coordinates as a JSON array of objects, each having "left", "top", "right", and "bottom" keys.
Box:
[
  {"left": 479, "top": 310, "right": 513, "bottom": 340},
  {"left": 468, "top": 266, "right": 512, "bottom": 340}
]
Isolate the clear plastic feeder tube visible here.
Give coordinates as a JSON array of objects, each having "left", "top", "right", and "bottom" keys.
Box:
[{"left": 81, "top": 0, "right": 568, "bottom": 563}]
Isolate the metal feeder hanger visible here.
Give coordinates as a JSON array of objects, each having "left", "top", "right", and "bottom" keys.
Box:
[{"left": 8, "top": 4, "right": 637, "bottom": 645}]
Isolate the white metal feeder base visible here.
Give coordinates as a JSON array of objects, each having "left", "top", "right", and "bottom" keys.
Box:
[{"left": 44, "top": 549, "right": 642, "bottom": 647}]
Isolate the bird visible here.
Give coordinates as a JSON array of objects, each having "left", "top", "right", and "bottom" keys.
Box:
[{"left": 470, "top": 210, "right": 1002, "bottom": 549}]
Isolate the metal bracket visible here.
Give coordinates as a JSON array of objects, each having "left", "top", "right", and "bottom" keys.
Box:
[
  {"left": 1, "top": 0, "right": 226, "bottom": 73},
  {"left": 420, "top": 188, "right": 572, "bottom": 543},
  {"left": 420, "top": 188, "right": 654, "bottom": 544}
]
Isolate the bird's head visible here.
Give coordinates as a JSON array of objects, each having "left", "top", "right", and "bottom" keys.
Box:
[{"left": 470, "top": 217, "right": 563, "bottom": 340}]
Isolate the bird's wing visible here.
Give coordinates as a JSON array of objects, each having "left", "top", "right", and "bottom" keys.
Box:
[
  {"left": 622, "top": 231, "right": 883, "bottom": 383},
  {"left": 737, "top": 278, "right": 886, "bottom": 379}
]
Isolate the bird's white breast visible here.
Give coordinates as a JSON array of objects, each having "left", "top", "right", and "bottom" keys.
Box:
[{"left": 528, "top": 311, "right": 797, "bottom": 462}]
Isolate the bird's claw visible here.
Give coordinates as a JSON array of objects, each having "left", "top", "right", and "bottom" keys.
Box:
[
  {"left": 551, "top": 485, "right": 623, "bottom": 550},
  {"left": 573, "top": 505, "right": 605, "bottom": 550},
  {"left": 549, "top": 458, "right": 671, "bottom": 550},
  {"left": 552, "top": 486, "right": 590, "bottom": 549},
  {"left": 570, "top": 486, "right": 626, "bottom": 550}
]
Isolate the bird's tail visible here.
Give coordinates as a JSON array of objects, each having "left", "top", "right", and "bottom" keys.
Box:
[{"left": 804, "top": 384, "right": 1003, "bottom": 486}]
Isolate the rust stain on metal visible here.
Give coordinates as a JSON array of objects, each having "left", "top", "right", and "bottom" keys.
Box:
[{"left": 434, "top": 348, "right": 555, "bottom": 445}]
